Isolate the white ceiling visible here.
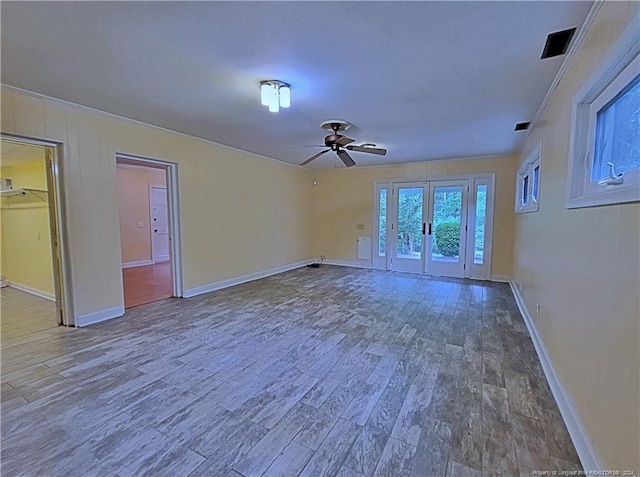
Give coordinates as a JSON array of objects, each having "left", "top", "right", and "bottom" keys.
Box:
[{"left": 1, "top": 1, "right": 593, "bottom": 169}]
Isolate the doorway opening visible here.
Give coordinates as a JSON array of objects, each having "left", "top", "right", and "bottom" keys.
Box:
[
  {"left": 116, "top": 154, "right": 182, "bottom": 309},
  {"left": 373, "top": 174, "right": 495, "bottom": 280},
  {"left": 1, "top": 136, "right": 73, "bottom": 339}
]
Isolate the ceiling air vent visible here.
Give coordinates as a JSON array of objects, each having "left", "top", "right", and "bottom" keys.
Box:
[
  {"left": 514, "top": 122, "right": 530, "bottom": 131},
  {"left": 541, "top": 28, "right": 576, "bottom": 59}
]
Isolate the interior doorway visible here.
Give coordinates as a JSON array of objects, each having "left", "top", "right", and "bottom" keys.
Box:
[
  {"left": 1, "top": 136, "right": 72, "bottom": 338},
  {"left": 374, "top": 174, "right": 495, "bottom": 280},
  {"left": 116, "top": 155, "right": 181, "bottom": 309}
]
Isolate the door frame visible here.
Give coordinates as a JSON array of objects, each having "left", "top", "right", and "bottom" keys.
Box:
[
  {"left": 148, "top": 185, "right": 170, "bottom": 264},
  {"left": 373, "top": 173, "right": 495, "bottom": 279},
  {"left": 116, "top": 153, "right": 184, "bottom": 298},
  {"left": 1, "top": 133, "right": 75, "bottom": 326}
]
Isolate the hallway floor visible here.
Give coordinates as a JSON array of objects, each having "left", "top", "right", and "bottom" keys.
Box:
[{"left": 122, "top": 262, "right": 172, "bottom": 309}]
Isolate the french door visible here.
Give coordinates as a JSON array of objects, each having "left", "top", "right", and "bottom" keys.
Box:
[
  {"left": 390, "top": 182, "right": 427, "bottom": 273},
  {"left": 425, "top": 181, "right": 468, "bottom": 278},
  {"left": 374, "top": 175, "right": 494, "bottom": 279}
]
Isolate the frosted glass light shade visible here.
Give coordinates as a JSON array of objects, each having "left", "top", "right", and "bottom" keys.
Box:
[
  {"left": 279, "top": 86, "right": 290, "bottom": 108},
  {"left": 268, "top": 97, "right": 279, "bottom": 112},
  {"left": 260, "top": 84, "right": 271, "bottom": 106}
]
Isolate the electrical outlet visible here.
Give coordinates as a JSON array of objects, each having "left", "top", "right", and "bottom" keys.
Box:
[
  {"left": 137, "top": 221, "right": 145, "bottom": 228},
  {"left": 536, "top": 303, "right": 541, "bottom": 317}
]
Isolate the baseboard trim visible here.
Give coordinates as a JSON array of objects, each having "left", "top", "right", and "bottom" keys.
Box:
[
  {"left": 323, "top": 259, "right": 373, "bottom": 269},
  {"left": 490, "top": 274, "right": 511, "bottom": 283},
  {"left": 7, "top": 282, "right": 56, "bottom": 301},
  {"left": 76, "top": 306, "right": 124, "bottom": 327},
  {"left": 508, "top": 281, "right": 603, "bottom": 471},
  {"left": 183, "top": 259, "right": 314, "bottom": 298},
  {"left": 122, "top": 260, "right": 154, "bottom": 269}
]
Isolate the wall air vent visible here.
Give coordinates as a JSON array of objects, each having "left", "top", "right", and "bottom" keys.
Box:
[
  {"left": 514, "top": 122, "right": 530, "bottom": 131},
  {"left": 541, "top": 28, "right": 576, "bottom": 59}
]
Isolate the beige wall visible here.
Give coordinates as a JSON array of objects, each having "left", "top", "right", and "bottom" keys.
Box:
[
  {"left": 1, "top": 88, "right": 313, "bottom": 320},
  {"left": 117, "top": 165, "right": 166, "bottom": 264},
  {"left": 309, "top": 155, "right": 517, "bottom": 277},
  {"left": 0, "top": 157, "right": 55, "bottom": 295},
  {"left": 512, "top": 2, "right": 639, "bottom": 471}
]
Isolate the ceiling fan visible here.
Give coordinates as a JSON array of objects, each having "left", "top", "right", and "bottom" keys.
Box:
[{"left": 299, "top": 120, "right": 387, "bottom": 167}]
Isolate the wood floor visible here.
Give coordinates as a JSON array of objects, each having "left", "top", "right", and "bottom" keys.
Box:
[
  {"left": 1, "top": 287, "right": 58, "bottom": 341},
  {"left": 1, "top": 266, "right": 581, "bottom": 476},
  {"left": 122, "top": 262, "right": 173, "bottom": 309}
]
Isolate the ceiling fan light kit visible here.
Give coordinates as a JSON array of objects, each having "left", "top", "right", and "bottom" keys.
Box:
[
  {"left": 300, "top": 121, "right": 387, "bottom": 168},
  {"left": 260, "top": 80, "right": 290, "bottom": 113}
]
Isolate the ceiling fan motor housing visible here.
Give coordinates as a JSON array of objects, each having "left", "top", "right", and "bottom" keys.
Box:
[{"left": 325, "top": 134, "right": 342, "bottom": 147}]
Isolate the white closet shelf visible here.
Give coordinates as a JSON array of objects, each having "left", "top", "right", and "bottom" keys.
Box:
[{"left": 0, "top": 188, "right": 48, "bottom": 203}]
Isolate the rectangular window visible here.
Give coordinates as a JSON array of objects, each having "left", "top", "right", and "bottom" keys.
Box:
[
  {"left": 567, "top": 16, "right": 639, "bottom": 208},
  {"left": 532, "top": 165, "right": 540, "bottom": 202},
  {"left": 516, "top": 142, "right": 541, "bottom": 213},
  {"left": 378, "top": 188, "right": 387, "bottom": 256},
  {"left": 522, "top": 175, "right": 529, "bottom": 206},
  {"left": 591, "top": 74, "right": 640, "bottom": 183},
  {"left": 474, "top": 184, "right": 487, "bottom": 265}
]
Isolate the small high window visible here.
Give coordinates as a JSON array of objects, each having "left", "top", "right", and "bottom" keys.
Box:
[{"left": 516, "top": 142, "right": 541, "bottom": 213}]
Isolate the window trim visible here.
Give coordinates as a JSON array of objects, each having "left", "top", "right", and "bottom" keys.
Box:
[
  {"left": 566, "top": 12, "right": 640, "bottom": 209},
  {"left": 516, "top": 141, "right": 541, "bottom": 214}
]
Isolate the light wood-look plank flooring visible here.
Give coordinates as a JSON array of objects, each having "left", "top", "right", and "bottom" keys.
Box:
[
  {"left": 1, "top": 287, "right": 58, "bottom": 341},
  {"left": 122, "top": 262, "right": 173, "bottom": 309},
  {"left": 1, "top": 266, "right": 582, "bottom": 476}
]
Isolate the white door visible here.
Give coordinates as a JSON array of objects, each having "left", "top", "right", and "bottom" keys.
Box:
[
  {"left": 390, "top": 182, "right": 427, "bottom": 273},
  {"left": 426, "top": 180, "right": 468, "bottom": 278},
  {"left": 150, "top": 187, "right": 170, "bottom": 263}
]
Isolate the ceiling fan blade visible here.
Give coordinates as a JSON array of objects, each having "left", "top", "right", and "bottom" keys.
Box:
[
  {"left": 290, "top": 145, "right": 326, "bottom": 148},
  {"left": 300, "top": 149, "right": 330, "bottom": 166},
  {"left": 346, "top": 145, "right": 387, "bottom": 155},
  {"left": 337, "top": 149, "right": 356, "bottom": 167},
  {"left": 335, "top": 136, "right": 355, "bottom": 146}
]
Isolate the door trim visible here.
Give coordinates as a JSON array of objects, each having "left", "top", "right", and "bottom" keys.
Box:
[
  {"left": 1, "top": 133, "right": 75, "bottom": 326},
  {"left": 116, "top": 153, "right": 184, "bottom": 298}
]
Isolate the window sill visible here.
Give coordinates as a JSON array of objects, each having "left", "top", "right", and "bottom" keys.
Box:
[
  {"left": 566, "top": 184, "right": 640, "bottom": 209},
  {"left": 515, "top": 206, "right": 539, "bottom": 214}
]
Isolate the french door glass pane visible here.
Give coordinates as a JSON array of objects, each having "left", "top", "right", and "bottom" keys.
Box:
[
  {"left": 432, "top": 186, "right": 462, "bottom": 262},
  {"left": 397, "top": 187, "right": 423, "bottom": 260},
  {"left": 474, "top": 185, "right": 487, "bottom": 264},
  {"left": 379, "top": 188, "right": 387, "bottom": 256}
]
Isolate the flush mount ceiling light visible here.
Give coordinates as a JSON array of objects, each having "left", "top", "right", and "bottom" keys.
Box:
[{"left": 260, "top": 80, "right": 290, "bottom": 113}]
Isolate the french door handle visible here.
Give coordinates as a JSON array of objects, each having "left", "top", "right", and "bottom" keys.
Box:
[
  {"left": 422, "top": 223, "right": 426, "bottom": 235},
  {"left": 428, "top": 223, "right": 432, "bottom": 235}
]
